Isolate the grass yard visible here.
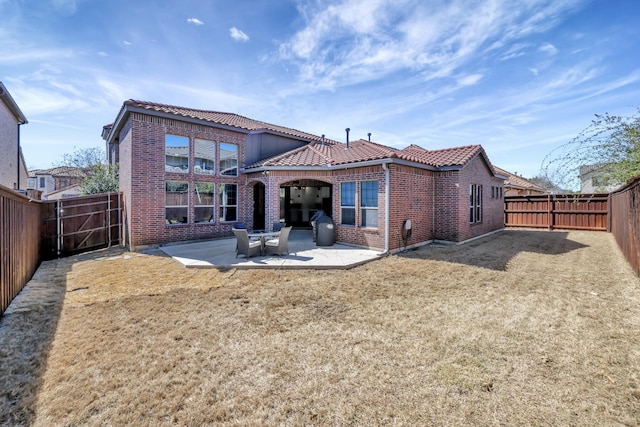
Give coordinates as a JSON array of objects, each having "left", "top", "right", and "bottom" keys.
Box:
[{"left": 1, "top": 229, "right": 639, "bottom": 426}]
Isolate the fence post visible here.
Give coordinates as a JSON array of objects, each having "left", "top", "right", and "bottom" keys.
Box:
[
  {"left": 56, "top": 199, "right": 62, "bottom": 257},
  {"left": 547, "top": 194, "right": 552, "bottom": 230},
  {"left": 107, "top": 193, "right": 112, "bottom": 248}
]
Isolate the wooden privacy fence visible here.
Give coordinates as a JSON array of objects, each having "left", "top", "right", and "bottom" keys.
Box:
[
  {"left": 0, "top": 186, "right": 41, "bottom": 316},
  {"left": 504, "top": 194, "right": 609, "bottom": 231},
  {"left": 1, "top": 191, "right": 122, "bottom": 316},
  {"left": 41, "top": 193, "right": 122, "bottom": 260},
  {"left": 609, "top": 175, "right": 640, "bottom": 276}
]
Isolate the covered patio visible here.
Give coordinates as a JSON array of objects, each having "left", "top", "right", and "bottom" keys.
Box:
[{"left": 160, "top": 229, "right": 383, "bottom": 269}]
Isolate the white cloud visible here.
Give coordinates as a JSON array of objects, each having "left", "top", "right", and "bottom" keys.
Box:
[
  {"left": 229, "top": 27, "right": 249, "bottom": 42},
  {"left": 457, "top": 74, "right": 483, "bottom": 87},
  {"left": 187, "top": 18, "right": 204, "bottom": 26},
  {"left": 0, "top": 48, "right": 74, "bottom": 64},
  {"left": 539, "top": 43, "right": 558, "bottom": 55},
  {"left": 277, "top": 0, "right": 587, "bottom": 91},
  {"left": 9, "top": 84, "right": 89, "bottom": 115},
  {"left": 123, "top": 40, "right": 131, "bottom": 46},
  {"left": 97, "top": 51, "right": 109, "bottom": 57}
]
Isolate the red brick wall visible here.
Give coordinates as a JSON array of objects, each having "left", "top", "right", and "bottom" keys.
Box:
[
  {"left": 333, "top": 166, "right": 386, "bottom": 250},
  {"left": 455, "top": 155, "right": 505, "bottom": 242},
  {"left": 387, "top": 165, "right": 435, "bottom": 250},
  {"left": 118, "top": 111, "right": 503, "bottom": 249},
  {"left": 119, "top": 113, "right": 250, "bottom": 248}
]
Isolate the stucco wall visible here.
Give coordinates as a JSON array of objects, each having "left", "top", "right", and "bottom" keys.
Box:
[{"left": 0, "top": 101, "right": 19, "bottom": 189}]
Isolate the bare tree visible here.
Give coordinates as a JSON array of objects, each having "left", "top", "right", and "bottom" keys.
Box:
[
  {"left": 542, "top": 110, "right": 640, "bottom": 191},
  {"left": 56, "top": 146, "right": 105, "bottom": 169}
]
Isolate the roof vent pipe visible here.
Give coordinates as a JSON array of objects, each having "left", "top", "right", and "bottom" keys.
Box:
[
  {"left": 368, "top": 132, "right": 371, "bottom": 142},
  {"left": 345, "top": 128, "right": 350, "bottom": 149},
  {"left": 321, "top": 134, "right": 325, "bottom": 145}
]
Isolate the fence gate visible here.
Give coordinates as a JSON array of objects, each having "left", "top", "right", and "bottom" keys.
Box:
[{"left": 41, "top": 193, "right": 122, "bottom": 259}]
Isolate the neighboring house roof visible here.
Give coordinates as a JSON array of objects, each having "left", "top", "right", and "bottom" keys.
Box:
[
  {"left": 43, "top": 183, "right": 83, "bottom": 200},
  {"left": 0, "top": 82, "right": 27, "bottom": 124},
  {"left": 29, "top": 166, "right": 88, "bottom": 178},
  {"left": 493, "top": 166, "right": 546, "bottom": 193},
  {"left": 106, "top": 100, "right": 335, "bottom": 144}
]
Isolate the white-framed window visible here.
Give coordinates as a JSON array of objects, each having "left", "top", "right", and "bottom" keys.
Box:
[
  {"left": 219, "top": 143, "right": 238, "bottom": 176},
  {"left": 360, "top": 180, "right": 378, "bottom": 228},
  {"left": 219, "top": 183, "right": 237, "bottom": 222},
  {"left": 340, "top": 182, "right": 356, "bottom": 226},
  {"left": 194, "top": 182, "right": 215, "bottom": 223},
  {"left": 470, "top": 184, "right": 483, "bottom": 223},
  {"left": 194, "top": 139, "right": 216, "bottom": 175},
  {"left": 165, "top": 135, "right": 189, "bottom": 173},
  {"left": 166, "top": 180, "right": 189, "bottom": 224},
  {"left": 39, "top": 177, "right": 45, "bottom": 188}
]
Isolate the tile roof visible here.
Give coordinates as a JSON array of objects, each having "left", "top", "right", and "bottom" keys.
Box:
[
  {"left": 246, "top": 139, "right": 494, "bottom": 172},
  {"left": 123, "top": 100, "right": 330, "bottom": 143},
  {"left": 251, "top": 139, "right": 399, "bottom": 168},
  {"left": 494, "top": 166, "right": 546, "bottom": 192},
  {"left": 398, "top": 144, "right": 485, "bottom": 168},
  {"left": 110, "top": 99, "right": 497, "bottom": 174}
]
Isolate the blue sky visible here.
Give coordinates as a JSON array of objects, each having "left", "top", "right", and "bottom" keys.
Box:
[{"left": 2, "top": 0, "right": 639, "bottom": 180}]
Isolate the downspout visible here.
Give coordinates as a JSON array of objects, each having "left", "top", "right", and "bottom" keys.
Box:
[
  {"left": 17, "top": 123, "right": 21, "bottom": 189},
  {"left": 379, "top": 161, "right": 390, "bottom": 256}
]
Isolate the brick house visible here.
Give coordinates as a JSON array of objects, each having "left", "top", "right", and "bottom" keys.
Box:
[{"left": 103, "top": 100, "right": 504, "bottom": 252}]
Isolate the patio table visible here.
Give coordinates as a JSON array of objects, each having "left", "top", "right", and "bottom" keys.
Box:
[{"left": 247, "top": 230, "right": 281, "bottom": 254}]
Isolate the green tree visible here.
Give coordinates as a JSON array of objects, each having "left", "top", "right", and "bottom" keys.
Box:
[
  {"left": 542, "top": 109, "right": 640, "bottom": 191},
  {"left": 81, "top": 164, "right": 119, "bottom": 195}
]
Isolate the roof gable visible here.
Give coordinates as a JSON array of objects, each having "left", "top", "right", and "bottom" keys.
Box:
[
  {"left": 398, "top": 144, "right": 486, "bottom": 168},
  {"left": 247, "top": 139, "right": 400, "bottom": 169}
]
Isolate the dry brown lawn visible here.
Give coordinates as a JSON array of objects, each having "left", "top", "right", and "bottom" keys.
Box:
[{"left": 1, "top": 229, "right": 639, "bottom": 426}]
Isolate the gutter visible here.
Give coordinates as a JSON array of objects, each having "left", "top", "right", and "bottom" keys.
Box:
[
  {"left": 17, "top": 122, "right": 22, "bottom": 189},
  {"left": 242, "top": 157, "right": 450, "bottom": 174}
]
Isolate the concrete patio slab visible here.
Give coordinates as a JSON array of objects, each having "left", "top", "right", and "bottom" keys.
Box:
[{"left": 159, "top": 230, "right": 383, "bottom": 269}]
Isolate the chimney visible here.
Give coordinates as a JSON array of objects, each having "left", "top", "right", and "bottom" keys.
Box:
[
  {"left": 345, "top": 128, "right": 350, "bottom": 149},
  {"left": 321, "top": 134, "right": 325, "bottom": 145},
  {"left": 367, "top": 132, "right": 371, "bottom": 142}
]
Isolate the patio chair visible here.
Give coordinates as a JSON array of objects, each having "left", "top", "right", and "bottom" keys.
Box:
[
  {"left": 264, "top": 226, "right": 292, "bottom": 256},
  {"left": 233, "top": 229, "right": 262, "bottom": 259}
]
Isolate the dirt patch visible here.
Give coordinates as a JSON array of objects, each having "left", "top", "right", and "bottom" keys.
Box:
[{"left": 1, "top": 230, "right": 639, "bottom": 426}]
